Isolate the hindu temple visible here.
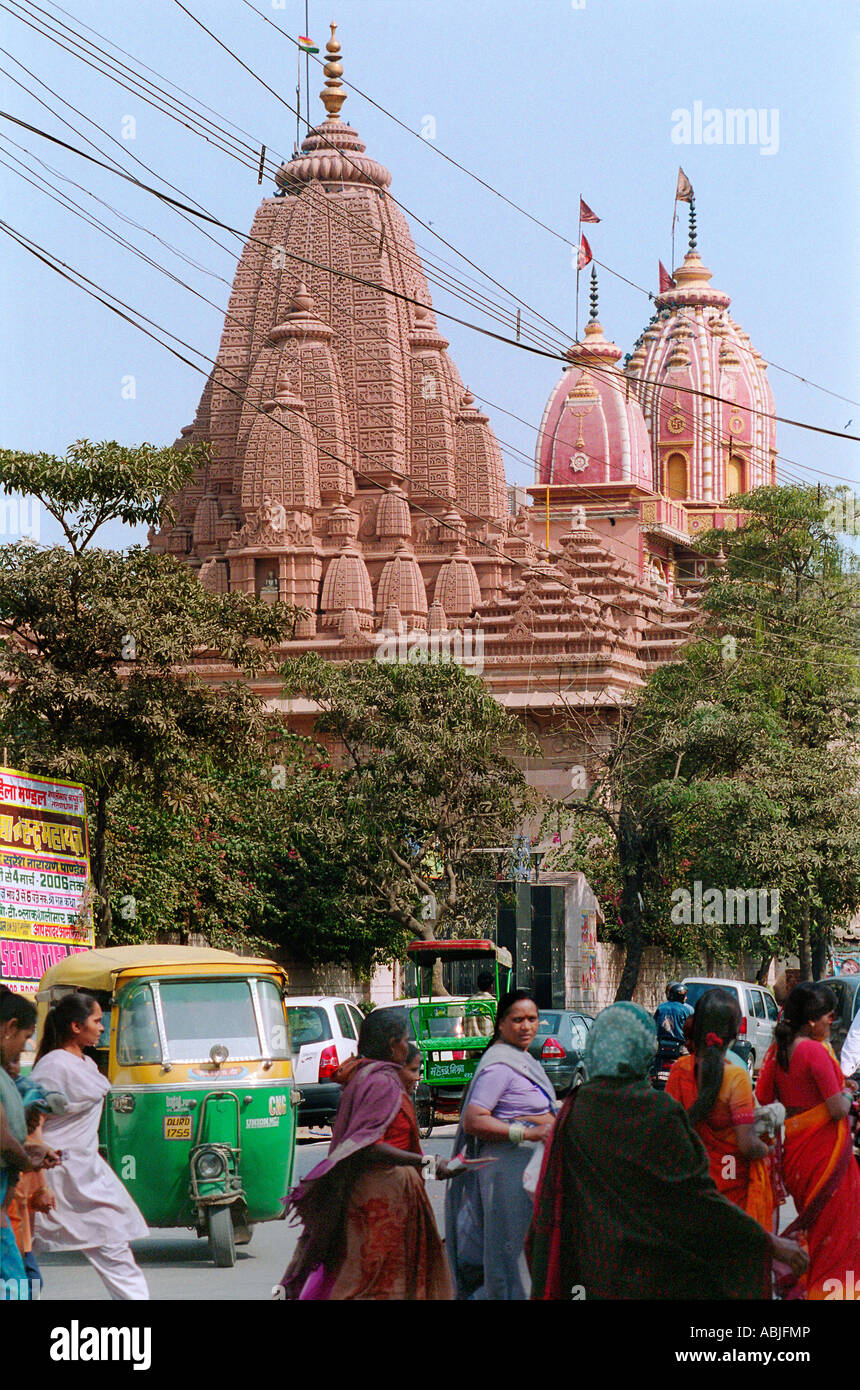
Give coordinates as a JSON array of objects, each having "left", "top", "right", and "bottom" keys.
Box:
[{"left": 150, "top": 24, "right": 778, "bottom": 798}]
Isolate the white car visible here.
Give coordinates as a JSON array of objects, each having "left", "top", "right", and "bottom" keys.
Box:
[{"left": 285, "top": 996, "right": 366, "bottom": 1127}]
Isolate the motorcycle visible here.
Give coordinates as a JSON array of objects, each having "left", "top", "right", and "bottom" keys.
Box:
[{"left": 650, "top": 1036, "right": 684, "bottom": 1090}]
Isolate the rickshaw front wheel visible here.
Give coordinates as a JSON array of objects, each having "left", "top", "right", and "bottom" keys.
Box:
[{"left": 206, "top": 1205, "right": 236, "bottom": 1268}]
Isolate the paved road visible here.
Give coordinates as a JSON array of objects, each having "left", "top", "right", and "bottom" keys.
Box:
[
  {"left": 36, "top": 1122, "right": 798, "bottom": 1301},
  {"left": 37, "top": 1125, "right": 460, "bottom": 1302}
]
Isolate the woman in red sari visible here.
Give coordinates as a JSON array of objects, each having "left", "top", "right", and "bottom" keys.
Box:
[
  {"left": 666, "top": 988, "right": 776, "bottom": 1228},
  {"left": 279, "top": 1008, "right": 452, "bottom": 1301},
  {"left": 756, "top": 983, "right": 860, "bottom": 1300}
]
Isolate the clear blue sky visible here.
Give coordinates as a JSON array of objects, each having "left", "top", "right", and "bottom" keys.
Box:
[{"left": 1, "top": 0, "right": 858, "bottom": 549}]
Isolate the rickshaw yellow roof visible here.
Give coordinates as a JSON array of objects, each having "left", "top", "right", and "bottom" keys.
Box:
[{"left": 37, "top": 945, "right": 278, "bottom": 994}]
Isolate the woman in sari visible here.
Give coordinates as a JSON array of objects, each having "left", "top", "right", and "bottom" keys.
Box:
[
  {"left": 445, "top": 989, "right": 557, "bottom": 1300},
  {"left": 666, "top": 988, "right": 776, "bottom": 1228},
  {"left": 280, "top": 1007, "right": 452, "bottom": 1300},
  {"left": 29, "top": 992, "right": 150, "bottom": 1300},
  {"left": 756, "top": 982, "right": 860, "bottom": 1300},
  {"left": 527, "top": 1002, "right": 807, "bottom": 1300}
]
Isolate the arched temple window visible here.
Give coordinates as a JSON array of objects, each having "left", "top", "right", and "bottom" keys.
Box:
[
  {"left": 725, "top": 453, "right": 746, "bottom": 499},
  {"left": 665, "top": 452, "right": 688, "bottom": 500}
]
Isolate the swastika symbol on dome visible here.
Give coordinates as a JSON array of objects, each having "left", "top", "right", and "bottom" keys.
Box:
[
  {"left": 570, "top": 452, "right": 589, "bottom": 472},
  {"left": 667, "top": 413, "right": 686, "bottom": 434}
]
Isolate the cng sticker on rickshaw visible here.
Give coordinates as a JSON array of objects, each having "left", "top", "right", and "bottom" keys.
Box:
[{"left": 164, "top": 1115, "right": 193, "bottom": 1140}]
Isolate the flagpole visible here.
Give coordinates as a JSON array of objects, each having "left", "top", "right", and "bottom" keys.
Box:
[
  {"left": 671, "top": 197, "right": 677, "bottom": 276},
  {"left": 296, "top": 39, "right": 301, "bottom": 153},
  {"left": 575, "top": 199, "right": 582, "bottom": 342},
  {"left": 305, "top": 0, "right": 310, "bottom": 128}
]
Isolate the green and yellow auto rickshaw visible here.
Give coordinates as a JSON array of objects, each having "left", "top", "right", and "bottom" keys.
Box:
[
  {"left": 406, "top": 938, "right": 512, "bottom": 1125},
  {"left": 35, "top": 945, "right": 298, "bottom": 1268}
]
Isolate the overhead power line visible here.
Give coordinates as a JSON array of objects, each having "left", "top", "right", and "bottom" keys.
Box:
[
  {"left": 236, "top": 0, "right": 860, "bottom": 415},
  {"left": 3, "top": 216, "right": 857, "bottom": 676},
  {"left": 2, "top": 107, "right": 858, "bottom": 455}
]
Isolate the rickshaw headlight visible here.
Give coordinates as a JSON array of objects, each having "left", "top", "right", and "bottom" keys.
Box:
[{"left": 196, "top": 1149, "right": 226, "bottom": 1180}]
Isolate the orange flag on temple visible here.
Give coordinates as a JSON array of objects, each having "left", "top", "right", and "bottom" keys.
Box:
[
  {"left": 577, "top": 235, "right": 592, "bottom": 270},
  {"left": 675, "top": 168, "right": 694, "bottom": 202},
  {"left": 579, "top": 197, "right": 600, "bottom": 224},
  {"left": 658, "top": 261, "right": 676, "bottom": 293}
]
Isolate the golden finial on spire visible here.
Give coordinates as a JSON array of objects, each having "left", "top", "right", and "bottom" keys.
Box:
[{"left": 320, "top": 21, "right": 347, "bottom": 119}]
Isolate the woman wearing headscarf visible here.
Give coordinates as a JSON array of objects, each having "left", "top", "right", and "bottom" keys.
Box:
[
  {"left": 445, "top": 989, "right": 557, "bottom": 1300},
  {"left": 755, "top": 982, "right": 860, "bottom": 1300},
  {"left": 666, "top": 988, "right": 777, "bottom": 1228},
  {"left": 527, "top": 1002, "right": 806, "bottom": 1300},
  {"left": 279, "top": 1007, "right": 452, "bottom": 1300}
]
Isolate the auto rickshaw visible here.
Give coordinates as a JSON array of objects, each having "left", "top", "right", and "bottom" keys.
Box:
[
  {"left": 406, "top": 938, "right": 512, "bottom": 1126},
  {"left": 35, "top": 945, "right": 299, "bottom": 1268}
]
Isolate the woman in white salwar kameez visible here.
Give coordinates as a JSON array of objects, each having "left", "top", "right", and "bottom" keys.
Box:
[{"left": 30, "top": 992, "right": 150, "bottom": 1300}]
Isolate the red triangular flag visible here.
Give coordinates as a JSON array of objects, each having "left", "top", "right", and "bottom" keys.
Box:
[
  {"left": 577, "top": 234, "right": 592, "bottom": 270},
  {"left": 659, "top": 261, "right": 676, "bottom": 293},
  {"left": 579, "top": 197, "right": 600, "bottom": 224}
]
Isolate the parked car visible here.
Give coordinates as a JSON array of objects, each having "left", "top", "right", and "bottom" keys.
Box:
[
  {"left": 528, "top": 1010, "right": 595, "bottom": 1097},
  {"left": 815, "top": 975, "right": 860, "bottom": 1064},
  {"left": 681, "top": 977, "right": 779, "bottom": 1075},
  {"left": 285, "top": 996, "right": 366, "bottom": 1127}
]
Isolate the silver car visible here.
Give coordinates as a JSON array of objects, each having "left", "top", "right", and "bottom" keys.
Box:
[{"left": 681, "top": 977, "right": 779, "bottom": 1074}]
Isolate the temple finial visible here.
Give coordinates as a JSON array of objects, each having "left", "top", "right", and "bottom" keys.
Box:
[
  {"left": 589, "top": 265, "right": 599, "bottom": 322},
  {"left": 689, "top": 195, "right": 697, "bottom": 252},
  {"left": 320, "top": 22, "right": 347, "bottom": 119}
]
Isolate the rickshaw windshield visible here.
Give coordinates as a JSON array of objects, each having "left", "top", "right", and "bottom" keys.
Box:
[
  {"left": 415, "top": 1004, "right": 467, "bottom": 1041},
  {"left": 116, "top": 982, "right": 162, "bottom": 1065},
  {"left": 115, "top": 976, "right": 287, "bottom": 1065},
  {"left": 157, "top": 979, "right": 260, "bottom": 1062}
]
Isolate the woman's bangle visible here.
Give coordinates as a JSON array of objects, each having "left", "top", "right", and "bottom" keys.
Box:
[{"left": 508, "top": 1123, "right": 526, "bottom": 1145}]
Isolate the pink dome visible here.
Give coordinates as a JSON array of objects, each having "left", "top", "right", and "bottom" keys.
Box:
[
  {"left": 626, "top": 248, "right": 777, "bottom": 503},
  {"left": 537, "top": 318, "right": 652, "bottom": 489}
]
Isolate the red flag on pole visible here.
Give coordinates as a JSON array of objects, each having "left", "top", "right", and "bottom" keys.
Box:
[
  {"left": 579, "top": 197, "right": 600, "bottom": 224},
  {"left": 658, "top": 261, "right": 676, "bottom": 293},
  {"left": 577, "top": 234, "right": 592, "bottom": 270},
  {"left": 675, "top": 167, "right": 694, "bottom": 203}
]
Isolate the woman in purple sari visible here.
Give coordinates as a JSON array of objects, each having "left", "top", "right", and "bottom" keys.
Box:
[
  {"left": 445, "top": 990, "right": 557, "bottom": 1299},
  {"left": 279, "top": 1008, "right": 452, "bottom": 1300}
]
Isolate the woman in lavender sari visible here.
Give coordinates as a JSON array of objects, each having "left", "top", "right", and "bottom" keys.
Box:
[
  {"left": 279, "top": 1008, "right": 452, "bottom": 1300},
  {"left": 445, "top": 990, "right": 557, "bottom": 1299}
]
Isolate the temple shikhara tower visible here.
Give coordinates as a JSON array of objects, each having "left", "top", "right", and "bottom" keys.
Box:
[{"left": 151, "top": 25, "right": 777, "bottom": 794}]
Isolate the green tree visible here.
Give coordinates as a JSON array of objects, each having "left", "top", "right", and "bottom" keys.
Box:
[
  {"left": 281, "top": 655, "right": 538, "bottom": 986},
  {"left": 545, "top": 485, "right": 860, "bottom": 996},
  {"left": 0, "top": 441, "right": 301, "bottom": 943}
]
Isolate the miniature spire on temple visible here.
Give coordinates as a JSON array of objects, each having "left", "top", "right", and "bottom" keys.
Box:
[
  {"left": 588, "top": 265, "right": 599, "bottom": 323},
  {"left": 320, "top": 22, "right": 347, "bottom": 119}
]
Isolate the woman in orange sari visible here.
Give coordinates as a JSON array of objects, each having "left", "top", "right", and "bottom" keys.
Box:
[
  {"left": 756, "top": 983, "right": 860, "bottom": 1300},
  {"left": 666, "top": 988, "right": 776, "bottom": 1229}
]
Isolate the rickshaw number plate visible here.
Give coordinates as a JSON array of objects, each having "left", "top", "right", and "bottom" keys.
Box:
[
  {"left": 428, "top": 1061, "right": 467, "bottom": 1080},
  {"left": 163, "top": 1116, "right": 193, "bottom": 1140}
]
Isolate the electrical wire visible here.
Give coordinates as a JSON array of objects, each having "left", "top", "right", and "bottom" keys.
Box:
[
  {"left": 238, "top": 0, "right": 860, "bottom": 415},
  {"left": 3, "top": 216, "right": 856, "bottom": 677}
]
